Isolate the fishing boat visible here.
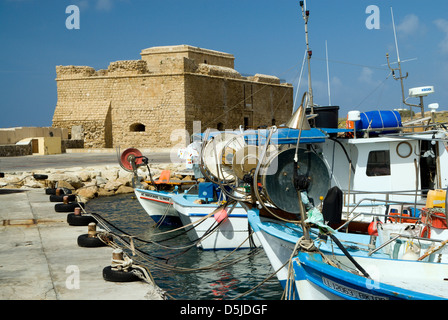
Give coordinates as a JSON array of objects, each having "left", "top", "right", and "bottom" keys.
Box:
[
  {"left": 238, "top": 3, "right": 448, "bottom": 298},
  {"left": 241, "top": 96, "right": 448, "bottom": 295},
  {"left": 290, "top": 249, "right": 447, "bottom": 300},
  {"left": 171, "top": 187, "right": 261, "bottom": 250},
  {"left": 174, "top": 126, "right": 330, "bottom": 250},
  {"left": 286, "top": 197, "right": 448, "bottom": 300},
  {"left": 134, "top": 187, "right": 181, "bottom": 227}
]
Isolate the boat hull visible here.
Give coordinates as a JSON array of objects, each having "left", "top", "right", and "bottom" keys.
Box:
[
  {"left": 292, "top": 252, "right": 446, "bottom": 300},
  {"left": 134, "top": 188, "right": 181, "bottom": 227},
  {"left": 172, "top": 194, "right": 261, "bottom": 250}
]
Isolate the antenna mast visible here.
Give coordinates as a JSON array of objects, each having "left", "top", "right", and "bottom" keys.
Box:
[
  {"left": 326, "top": 40, "right": 331, "bottom": 106},
  {"left": 386, "top": 7, "right": 424, "bottom": 118},
  {"left": 300, "top": 0, "right": 314, "bottom": 114}
]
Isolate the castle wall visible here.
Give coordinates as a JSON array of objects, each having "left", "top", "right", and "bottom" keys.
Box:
[
  {"left": 54, "top": 68, "right": 186, "bottom": 149},
  {"left": 183, "top": 72, "right": 292, "bottom": 133},
  {"left": 53, "top": 45, "right": 293, "bottom": 150}
]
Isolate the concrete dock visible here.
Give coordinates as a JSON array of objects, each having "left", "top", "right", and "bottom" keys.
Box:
[{"left": 0, "top": 188, "right": 164, "bottom": 300}]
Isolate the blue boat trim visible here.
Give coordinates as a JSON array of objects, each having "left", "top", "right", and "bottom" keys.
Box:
[
  {"left": 294, "top": 252, "right": 444, "bottom": 300},
  {"left": 192, "top": 127, "right": 327, "bottom": 145}
]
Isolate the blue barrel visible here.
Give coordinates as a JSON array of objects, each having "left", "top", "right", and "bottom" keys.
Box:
[{"left": 355, "top": 110, "right": 402, "bottom": 131}]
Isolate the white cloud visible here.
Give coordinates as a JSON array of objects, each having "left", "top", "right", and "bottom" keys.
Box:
[
  {"left": 331, "top": 76, "right": 343, "bottom": 88},
  {"left": 434, "top": 19, "right": 448, "bottom": 54},
  {"left": 397, "top": 14, "right": 426, "bottom": 37},
  {"left": 358, "top": 67, "right": 375, "bottom": 84},
  {"left": 96, "top": 0, "right": 113, "bottom": 11}
]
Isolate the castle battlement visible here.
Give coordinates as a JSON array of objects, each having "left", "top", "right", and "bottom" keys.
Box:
[{"left": 55, "top": 45, "right": 282, "bottom": 84}]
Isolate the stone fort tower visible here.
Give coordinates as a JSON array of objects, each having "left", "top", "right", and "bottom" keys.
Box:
[{"left": 53, "top": 45, "right": 293, "bottom": 149}]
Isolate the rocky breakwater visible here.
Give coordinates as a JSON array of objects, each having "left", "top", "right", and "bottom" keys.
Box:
[{"left": 0, "top": 163, "right": 187, "bottom": 203}]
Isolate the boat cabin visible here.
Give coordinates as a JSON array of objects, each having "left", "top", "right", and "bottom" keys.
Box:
[{"left": 319, "top": 121, "right": 448, "bottom": 210}]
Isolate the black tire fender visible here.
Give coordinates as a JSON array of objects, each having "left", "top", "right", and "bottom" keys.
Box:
[
  {"left": 77, "top": 234, "right": 106, "bottom": 247},
  {"left": 55, "top": 202, "right": 85, "bottom": 212},
  {"left": 33, "top": 174, "right": 48, "bottom": 180},
  {"left": 45, "top": 188, "right": 72, "bottom": 195},
  {"left": 67, "top": 213, "right": 96, "bottom": 226},
  {"left": 50, "top": 194, "right": 76, "bottom": 202},
  {"left": 102, "top": 266, "right": 141, "bottom": 282}
]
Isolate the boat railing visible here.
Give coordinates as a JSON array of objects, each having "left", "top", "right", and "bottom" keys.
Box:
[
  {"left": 367, "top": 232, "right": 445, "bottom": 257},
  {"left": 336, "top": 196, "right": 424, "bottom": 232},
  {"left": 356, "top": 121, "right": 448, "bottom": 138},
  {"left": 342, "top": 189, "right": 427, "bottom": 209}
]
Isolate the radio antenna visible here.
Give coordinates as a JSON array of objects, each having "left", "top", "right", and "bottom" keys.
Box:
[
  {"left": 326, "top": 40, "right": 331, "bottom": 106},
  {"left": 386, "top": 7, "right": 423, "bottom": 118},
  {"left": 300, "top": 0, "right": 314, "bottom": 114}
]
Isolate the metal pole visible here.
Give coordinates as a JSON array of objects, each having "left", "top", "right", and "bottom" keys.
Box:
[{"left": 301, "top": 2, "right": 313, "bottom": 114}]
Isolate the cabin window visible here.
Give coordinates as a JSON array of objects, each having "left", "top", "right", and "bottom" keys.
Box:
[
  {"left": 130, "top": 123, "right": 146, "bottom": 132},
  {"left": 366, "top": 150, "right": 390, "bottom": 176}
]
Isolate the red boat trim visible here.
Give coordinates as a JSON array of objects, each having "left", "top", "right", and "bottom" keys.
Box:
[{"left": 140, "top": 196, "right": 170, "bottom": 204}]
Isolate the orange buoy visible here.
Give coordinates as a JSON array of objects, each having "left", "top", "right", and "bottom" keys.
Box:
[
  {"left": 214, "top": 208, "right": 228, "bottom": 223},
  {"left": 368, "top": 219, "right": 381, "bottom": 236}
]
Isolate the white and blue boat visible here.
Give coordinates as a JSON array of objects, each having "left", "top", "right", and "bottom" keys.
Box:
[
  {"left": 134, "top": 187, "right": 182, "bottom": 227},
  {"left": 171, "top": 182, "right": 261, "bottom": 250},
  {"left": 291, "top": 250, "right": 447, "bottom": 300},
  {"left": 248, "top": 201, "right": 448, "bottom": 300}
]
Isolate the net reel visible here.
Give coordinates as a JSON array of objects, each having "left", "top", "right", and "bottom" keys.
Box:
[
  {"left": 119, "top": 148, "right": 148, "bottom": 172},
  {"left": 118, "top": 148, "right": 154, "bottom": 188},
  {"left": 261, "top": 147, "right": 330, "bottom": 214},
  {"left": 199, "top": 131, "right": 256, "bottom": 201},
  {"left": 201, "top": 131, "right": 246, "bottom": 183}
]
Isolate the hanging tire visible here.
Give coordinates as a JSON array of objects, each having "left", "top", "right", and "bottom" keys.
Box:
[
  {"left": 67, "top": 213, "right": 96, "bottom": 226},
  {"left": 55, "top": 202, "right": 85, "bottom": 212},
  {"left": 77, "top": 234, "right": 106, "bottom": 247},
  {"left": 50, "top": 194, "right": 76, "bottom": 202},
  {"left": 102, "top": 266, "right": 141, "bottom": 282}
]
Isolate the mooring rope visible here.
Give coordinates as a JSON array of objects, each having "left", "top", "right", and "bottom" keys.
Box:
[{"left": 74, "top": 194, "right": 278, "bottom": 299}]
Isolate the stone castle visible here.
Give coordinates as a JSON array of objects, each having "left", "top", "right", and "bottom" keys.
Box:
[{"left": 52, "top": 45, "right": 293, "bottom": 149}]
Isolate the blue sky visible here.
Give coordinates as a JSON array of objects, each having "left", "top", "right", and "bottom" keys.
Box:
[{"left": 1, "top": 0, "right": 447, "bottom": 128}]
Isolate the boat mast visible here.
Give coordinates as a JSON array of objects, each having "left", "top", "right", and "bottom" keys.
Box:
[
  {"left": 387, "top": 7, "right": 424, "bottom": 119},
  {"left": 326, "top": 40, "right": 331, "bottom": 106},
  {"left": 300, "top": 0, "right": 314, "bottom": 114}
]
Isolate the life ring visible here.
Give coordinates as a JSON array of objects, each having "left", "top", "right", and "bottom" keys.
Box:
[
  {"left": 102, "top": 266, "right": 141, "bottom": 282},
  {"left": 49, "top": 194, "right": 76, "bottom": 202},
  {"left": 77, "top": 234, "right": 107, "bottom": 248},
  {"left": 55, "top": 202, "right": 85, "bottom": 212},
  {"left": 67, "top": 213, "right": 96, "bottom": 226}
]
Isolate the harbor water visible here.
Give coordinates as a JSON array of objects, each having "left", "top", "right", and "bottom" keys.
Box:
[{"left": 85, "top": 193, "right": 283, "bottom": 300}]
